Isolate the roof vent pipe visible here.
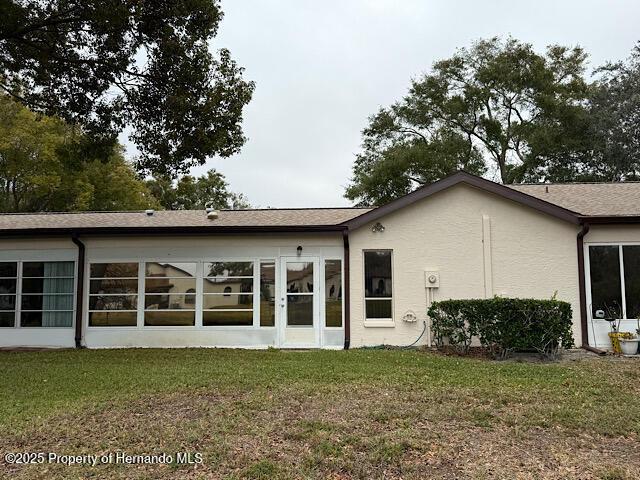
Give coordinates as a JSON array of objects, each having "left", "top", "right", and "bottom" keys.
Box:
[
  {"left": 145, "top": 209, "right": 154, "bottom": 216},
  {"left": 207, "top": 210, "right": 219, "bottom": 219}
]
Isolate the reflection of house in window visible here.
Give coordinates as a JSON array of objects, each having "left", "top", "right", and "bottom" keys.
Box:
[
  {"left": 223, "top": 286, "right": 232, "bottom": 296},
  {"left": 185, "top": 288, "right": 196, "bottom": 305}
]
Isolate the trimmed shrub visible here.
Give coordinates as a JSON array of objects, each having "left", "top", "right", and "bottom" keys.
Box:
[{"left": 429, "top": 297, "right": 574, "bottom": 359}]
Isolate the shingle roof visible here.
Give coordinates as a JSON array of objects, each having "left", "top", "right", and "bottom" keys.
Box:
[
  {"left": 2, "top": 175, "right": 640, "bottom": 234},
  {"left": 508, "top": 183, "right": 640, "bottom": 217},
  {"left": 0, "top": 208, "right": 372, "bottom": 232}
]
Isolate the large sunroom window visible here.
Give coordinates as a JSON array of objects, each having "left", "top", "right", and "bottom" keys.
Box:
[
  {"left": 89, "top": 262, "right": 138, "bottom": 326},
  {"left": 0, "top": 261, "right": 75, "bottom": 328},
  {"left": 21, "top": 261, "right": 75, "bottom": 327},
  {"left": 589, "top": 245, "right": 640, "bottom": 319},
  {"left": 144, "top": 262, "right": 196, "bottom": 326},
  {"left": 203, "top": 261, "right": 254, "bottom": 326}
]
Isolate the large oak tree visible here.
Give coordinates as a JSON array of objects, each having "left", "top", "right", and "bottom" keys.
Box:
[
  {"left": 0, "top": 0, "right": 254, "bottom": 175},
  {"left": 346, "top": 37, "right": 593, "bottom": 206}
]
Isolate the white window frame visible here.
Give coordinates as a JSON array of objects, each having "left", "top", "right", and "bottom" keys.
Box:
[
  {"left": 0, "top": 261, "right": 18, "bottom": 328},
  {"left": 201, "top": 259, "right": 256, "bottom": 328},
  {"left": 87, "top": 261, "right": 140, "bottom": 327},
  {"left": 258, "top": 259, "right": 277, "bottom": 328},
  {"left": 0, "top": 259, "right": 77, "bottom": 329},
  {"left": 323, "top": 258, "right": 344, "bottom": 329},
  {"left": 586, "top": 242, "right": 640, "bottom": 320},
  {"left": 363, "top": 249, "right": 394, "bottom": 327},
  {"left": 143, "top": 261, "right": 198, "bottom": 327},
  {"left": 19, "top": 261, "right": 75, "bottom": 327},
  {"left": 86, "top": 257, "right": 278, "bottom": 330}
]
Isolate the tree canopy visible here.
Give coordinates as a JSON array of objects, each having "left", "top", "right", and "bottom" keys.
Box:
[
  {"left": 0, "top": 94, "right": 158, "bottom": 211},
  {"left": 0, "top": 94, "right": 249, "bottom": 212},
  {"left": 586, "top": 44, "right": 640, "bottom": 181},
  {"left": 0, "top": 0, "right": 254, "bottom": 176},
  {"left": 146, "top": 169, "right": 250, "bottom": 211},
  {"left": 346, "top": 37, "right": 598, "bottom": 206}
]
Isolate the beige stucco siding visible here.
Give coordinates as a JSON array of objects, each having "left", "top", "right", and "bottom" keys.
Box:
[
  {"left": 0, "top": 237, "right": 76, "bottom": 250},
  {"left": 584, "top": 225, "right": 640, "bottom": 243},
  {"left": 348, "top": 183, "right": 581, "bottom": 347}
]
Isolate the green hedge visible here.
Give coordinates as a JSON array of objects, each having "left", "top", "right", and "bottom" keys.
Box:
[{"left": 428, "top": 298, "right": 574, "bottom": 358}]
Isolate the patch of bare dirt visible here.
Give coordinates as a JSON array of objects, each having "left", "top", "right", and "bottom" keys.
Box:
[{"left": 2, "top": 387, "right": 638, "bottom": 479}]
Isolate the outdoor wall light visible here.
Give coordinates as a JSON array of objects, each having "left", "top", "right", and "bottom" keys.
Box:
[
  {"left": 371, "top": 222, "right": 385, "bottom": 233},
  {"left": 297, "top": 245, "right": 303, "bottom": 256}
]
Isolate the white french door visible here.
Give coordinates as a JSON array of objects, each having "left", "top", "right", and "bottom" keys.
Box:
[{"left": 278, "top": 256, "right": 320, "bottom": 348}]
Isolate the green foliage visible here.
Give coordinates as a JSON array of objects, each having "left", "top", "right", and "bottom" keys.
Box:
[
  {"left": 0, "top": 94, "right": 157, "bottom": 211},
  {"left": 346, "top": 36, "right": 592, "bottom": 205},
  {"left": 429, "top": 297, "right": 574, "bottom": 359},
  {"left": 345, "top": 129, "right": 486, "bottom": 206},
  {"left": 146, "top": 169, "right": 250, "bottom": 210},
  {"left": 0, "top": 0, "right": 254, "bottom": 176},
  {"left": 586, "top": 43, "right": 640, "bottom": 181}
]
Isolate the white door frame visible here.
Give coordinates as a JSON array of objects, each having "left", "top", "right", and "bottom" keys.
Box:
[{"left": 278, "top": 256, "right": 320, "bottom": 348}]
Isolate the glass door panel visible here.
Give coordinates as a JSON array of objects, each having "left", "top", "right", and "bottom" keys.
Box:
[{"left": 280, "top": 257, "right": 319, "bottom": 347}]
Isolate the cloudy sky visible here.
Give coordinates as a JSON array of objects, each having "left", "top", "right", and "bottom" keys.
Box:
[{"left": 173, "top": 0, "right": 640, "bottom": 208}]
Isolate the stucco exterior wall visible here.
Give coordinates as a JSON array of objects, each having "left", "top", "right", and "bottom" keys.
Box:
[
  {"left": 348, "top": 183, "right": 581, "bottom": 347},
  {"left": 585, "top": 225, "right": 640, "bottom": 243}
]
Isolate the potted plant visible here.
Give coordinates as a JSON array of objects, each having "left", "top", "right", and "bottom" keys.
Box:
[
  {"left": 596, "top": 306, "right": 627, "bottom": 353},
  {"left": 597, "top": 305, "right": 640, "bottom": 355},
  {"left": 618, "top": 331, "right": 639, "bottom": 355}
]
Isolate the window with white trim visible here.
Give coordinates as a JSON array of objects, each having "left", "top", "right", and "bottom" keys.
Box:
[
  {"left": 259, "top": 260, "right": 276, "bottom": 327},
  {"left": 89, "top": 262, "right": 138, "bottom": 326},
  {"left": 325, "top": 259, "right": 342, "bottom": 327},
  {"left": 0, "top": 262, "right": 17, "bottom": 327},
  {"left": 589, "top": 245, "right": 640, "bottom": 319},
  {"left": 364, "top": 250, "right": 392, "bottom": 320},
  {"left": 21, "top": 262, "right": 75, "bottom": 327},
  {"left": 144, "top": 262, "right": 196, "bottom": 326},
  {"left": 203, "top": 261, "right": 254, "bottom": 326}
]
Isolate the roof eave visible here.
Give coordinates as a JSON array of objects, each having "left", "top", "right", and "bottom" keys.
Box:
[
  {"left": 0, "top": 224, "right": 348, "bottom": 238},
  {"left": 579, "top": 215, "right": 640, "bottom": 224}
]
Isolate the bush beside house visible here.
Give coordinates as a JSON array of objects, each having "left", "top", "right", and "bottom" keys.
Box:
[{"left": 429, "top": 298, "right": 574, "bottom": 359}]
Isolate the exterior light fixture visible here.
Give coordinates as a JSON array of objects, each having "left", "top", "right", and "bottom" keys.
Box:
[
  {"left": 371, "top": 222, "right": 385, "bottom": 233},
  {"left": 297, "top": 245, "right": 303, "bottom": 256}
]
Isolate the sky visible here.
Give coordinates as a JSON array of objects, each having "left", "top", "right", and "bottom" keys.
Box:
[{"left": 127, "top": 0, "right": 640, "bottom": 208}]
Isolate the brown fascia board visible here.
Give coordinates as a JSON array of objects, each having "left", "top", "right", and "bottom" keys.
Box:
[
  {"left": 578, "top": 215, "right": 640, "bottom": 224},
  {"left": 0, "top": 224, "right": 348, "bottom": 238},
  {"left": 343, "top": 171, "right": 582, "bottom": 229}
]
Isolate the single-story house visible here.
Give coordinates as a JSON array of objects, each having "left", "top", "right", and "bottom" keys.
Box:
[{"left": 1, "top": 171, "right": 639, "bottom": 351}]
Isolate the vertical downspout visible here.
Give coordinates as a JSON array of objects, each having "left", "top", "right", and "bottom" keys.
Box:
[
  {"left": 71, "top": 234, "right": 85, "bottom": 349},
  {"left": 342, "top": 229, "right": 350, "bottom": 350},
  {"left": 577, "top": 223, "right": 604, "bottom": 354}
]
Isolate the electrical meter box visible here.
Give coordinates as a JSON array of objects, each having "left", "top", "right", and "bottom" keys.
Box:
[{"left": 424, "top": 270, "right": 440, "bottom": 288}]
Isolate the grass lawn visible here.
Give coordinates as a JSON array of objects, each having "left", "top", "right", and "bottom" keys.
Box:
[{"left": 1, "top": 349, "right": 640, "bottom": 479}]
